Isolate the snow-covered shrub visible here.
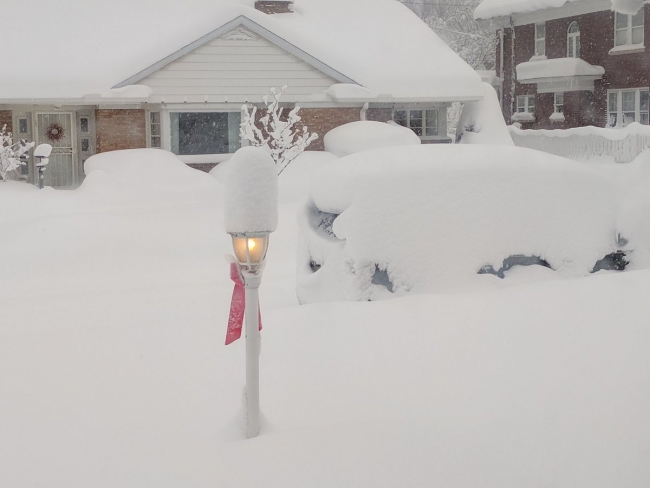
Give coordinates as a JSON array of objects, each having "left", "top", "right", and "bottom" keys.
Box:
[
  {"left": 457, "top": 83, "right": 513, "bottom": 145},
  {"left": 240, "top": 86, "right": 318, "bottom": 175},
  {"left": 0, "top": 125, "right": 34, "bottom": 182},
  {"left": 297, "top": 144, "right": 617, "bottom": 303},
  {"left": 323, "top": 121, "right": 420, "bottom": 157},
  {"left": 82, "top": 148, "right": 217, "bottom": 202}
]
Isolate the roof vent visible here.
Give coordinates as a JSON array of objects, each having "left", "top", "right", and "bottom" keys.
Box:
[{"left": 255, "top": 1, "right": 294, "bottom": 14}]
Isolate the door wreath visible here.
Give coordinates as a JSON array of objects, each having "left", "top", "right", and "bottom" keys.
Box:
[{"left": 45, "top": 122, "right": 65, "bottom": 142}]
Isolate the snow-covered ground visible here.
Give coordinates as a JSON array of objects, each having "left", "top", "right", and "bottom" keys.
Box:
[{"left": 1, "top": 148, "right": 649, "bottom": 487}]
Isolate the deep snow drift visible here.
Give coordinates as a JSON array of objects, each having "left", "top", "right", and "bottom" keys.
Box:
[{"left": 1, "top": 148, "right": 649, "bottom": 487}]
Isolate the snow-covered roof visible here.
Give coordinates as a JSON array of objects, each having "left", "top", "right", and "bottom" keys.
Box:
[
  {"left": 1, "top": 0, "right": 483, "bottom": 103},
  {"left": 474, "top": 0, "right": 583, "bottom": 20},
  {"left": 517, "top": 58, "right": 605, "bottom": 81}
]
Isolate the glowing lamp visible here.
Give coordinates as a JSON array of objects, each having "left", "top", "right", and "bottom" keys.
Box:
[{"left": 230, "top": 232, "right": 270, "bottom": 271}]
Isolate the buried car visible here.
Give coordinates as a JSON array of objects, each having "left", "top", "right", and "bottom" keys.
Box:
[{"left": 297, "top": 144, "right": 627, "bottom": 303}]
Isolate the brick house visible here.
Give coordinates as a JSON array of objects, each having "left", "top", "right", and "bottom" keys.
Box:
[
  {"left": 1, "top": 0, "right": 483, "bottom": 188},
  {"left": 475, "top": 0, "right": 650, "bottom": 130}
]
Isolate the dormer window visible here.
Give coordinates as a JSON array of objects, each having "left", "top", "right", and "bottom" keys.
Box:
[
  {"left": 615, "top": 10, "right": 644, "bottom": 47},
  {"left": 567, "top": 22, "right": 580, "bottom": 58},
  {"left": 535, "top": 23, "right": 546, "bottom": 56}
]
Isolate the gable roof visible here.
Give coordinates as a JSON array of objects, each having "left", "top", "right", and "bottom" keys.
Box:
[
  {"left": 113, "top": 16, "right": 356, "bottom": 89},
  {"left": 1, "top": 0, "right": 483, "bottom": 102}
]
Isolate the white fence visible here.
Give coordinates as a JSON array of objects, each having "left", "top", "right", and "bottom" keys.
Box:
[{"left": 508, "top": 123, "right": 650, "bottom": 164}]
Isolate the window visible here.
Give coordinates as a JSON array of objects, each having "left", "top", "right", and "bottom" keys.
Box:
[
  {"left": 615, "top": 10, "right": 644, "bottom": 47},
  {"left": 517, "top": 95, "right": 536, "bottom": 113},
  {"left": 567, "top": 22, "right": 580, "bottom": 58},
  {"left": 535, "top": 23, "right": 546, "bottom": 56},
  {"left": 149, "top": 112, "right": 161, "bottom": 149},
  {"left": 608, "top": 88, "right": 649, "bottom": 127},
  {"left": 170, "top": 112, "right": 241, "bottom": 155},
  {"left": 18, "top": 118, "right": 28, "bottom": 134},
  {"left": 393, "top": 109, "right": 439, "bottom": 137},
  {"left": 554, "top": 93, "right": 564, "bottom": 113}
]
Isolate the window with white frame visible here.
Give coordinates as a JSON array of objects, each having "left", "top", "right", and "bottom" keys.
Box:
[
  {"left": 615, "top": 10, "right": 644, "bottom": 47},
  {"left": 169, "top": 112, "right": 241, "bottom": 155},
  {"left": 517, "top": 95, "right": 535, "bottom": 113},
  {"left": 149, "top": 112, "right": 161, "bottom": 148},
  {"left": 554, "top": 93, "right": 564, "bottom": 113},
  {"left": 393, "top": 109, "right": 439, "bottom": 137},
  {"left": 608, "top": 88, "right": 649, "bottom": 127},
  {"left": 535, "top": 23, "right": 546, "bottom": 56},
  {"left": 567, "top": 22, "right": 580, "bottom": 58}
]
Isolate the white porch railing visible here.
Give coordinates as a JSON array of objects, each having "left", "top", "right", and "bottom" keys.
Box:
[{"left": 508, "top": 122, "right": 650, "bottom": 164}]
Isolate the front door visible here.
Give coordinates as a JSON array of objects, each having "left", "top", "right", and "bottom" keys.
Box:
[{"left": 35, "top": 113, "right": 77, "bottom": 188}]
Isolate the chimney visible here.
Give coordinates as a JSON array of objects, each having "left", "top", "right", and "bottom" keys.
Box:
[{"left": 255, "top": 1, "right": 294, "bottom": 14}]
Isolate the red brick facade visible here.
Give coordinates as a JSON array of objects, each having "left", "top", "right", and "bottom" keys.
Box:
[
  {"left": 295, "top": 108, "right": 361, "bottom": 151},
  {"left": 95, "top": 109, "right": 146, "bottom": 153},
  {"left": 0, "top": 110, "right": 12, "bottom": 134},
  {"left": 497, "top": 5, "right": 650, "bottom": 129}
]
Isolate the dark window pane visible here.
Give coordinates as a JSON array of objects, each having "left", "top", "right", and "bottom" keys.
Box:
[
  {"left": 18, "top": 118, "right": 28, "bottom": 134},
  {"left": 81, "top": 139, "right": 90, "bottom": 152},
  {"left": 150, "top": 112, "right": 160, "bottom": 124},
  {"left": 393, "top": 110, "right": 408, "bottom": 127},
  {"left": 80, "top": 117, "right": 89, "bottom": 133},
  {"left": 174, "top": 113, "right": 231, "bottom": 155}
]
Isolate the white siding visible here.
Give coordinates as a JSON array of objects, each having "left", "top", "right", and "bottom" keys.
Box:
[{"left": 140, "top": 30, "right": 339, "bottom": 104}]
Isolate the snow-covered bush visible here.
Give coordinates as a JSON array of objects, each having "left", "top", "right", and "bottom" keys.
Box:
[
  {"left": 323, "top": 121, "right": 420, "bottom": 157},
  {"left": 456, "top": 82, "right": 513, "bottom": 145},
  {"left": 297, "top": 144, "right": 617, "bottom": 303},
  {"left": 240, "top": 86, "right": 318, "bottom": 175},
  {"left": 0, "top": 125, "right": 34, "bottom": 182}
]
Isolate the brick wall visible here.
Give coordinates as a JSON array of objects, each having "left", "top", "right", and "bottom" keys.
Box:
[
  {"left": 502, "top": 5, "right": 650, "bottom": 129},
  {"left": 95, "top": 109, "right": 146, "bottom": 153},
  {"left": 365, "top": 108, "right": 393, "bottom": 122},
  {"left": 255, "top": 1, "right": 293, "bottom": 14},
  {"left": 0, "top": 110, "right": 12, "bottom": 134},
  {"left": 295, "top": 108, "right": 361, "bottom": 151}
]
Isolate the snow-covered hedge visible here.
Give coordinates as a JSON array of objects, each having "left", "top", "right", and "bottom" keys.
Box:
[
  {"left": 323, "top": 121, "right": 420, "bottom": 157},
  {"left": 297, "top": 144, "right": 617, "bottom": 302},
  {"left": 509, "top": 122, "right": 650, "bottom": 164}
]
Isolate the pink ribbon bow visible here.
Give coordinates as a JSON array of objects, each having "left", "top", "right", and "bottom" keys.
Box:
[{"left": 226, "top": 262, "right": 262, "bottom": 345}]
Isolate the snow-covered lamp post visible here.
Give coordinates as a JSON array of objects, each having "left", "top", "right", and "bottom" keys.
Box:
[
  {"left": 224, "top": 146, "right": 278, "bottom": 439},
  {"left": 34, "top": 144, "right": 52, "bottom": 189}
]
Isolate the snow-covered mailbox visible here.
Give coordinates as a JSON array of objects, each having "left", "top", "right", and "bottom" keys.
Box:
[
  {"left": 34, "top": 144, "right": 53, "bottom": 189},
  {"left": 224, "top": 146, "right": 278, "bottom": 439}
]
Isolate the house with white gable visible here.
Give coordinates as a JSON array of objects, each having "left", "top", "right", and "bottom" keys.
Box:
[{"left": 1, "top": 0, "right": 484, "bottom": 188}]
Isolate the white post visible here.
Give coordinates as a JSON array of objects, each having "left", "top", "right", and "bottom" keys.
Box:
[{"left": 244, "top": 276, "right": 261, "bottom": 438}]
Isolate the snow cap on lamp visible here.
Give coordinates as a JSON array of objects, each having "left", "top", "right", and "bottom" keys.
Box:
[{"left": 224, "top": 146, "right": 278, "bottom": 234}]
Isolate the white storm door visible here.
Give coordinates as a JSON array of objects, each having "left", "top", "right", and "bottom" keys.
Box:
[{"left": 35, "top": 113, "right": 77, "bottom": 188}]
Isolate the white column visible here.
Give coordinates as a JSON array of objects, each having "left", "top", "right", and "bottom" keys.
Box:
[{"left": 244, "top": 281, "right": 261, "bottom": 438}]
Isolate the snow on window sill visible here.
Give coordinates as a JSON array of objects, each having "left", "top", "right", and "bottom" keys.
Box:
[
  {"left": 609, "top": 44, "right": 646, "bottom": 55},
  {"left": 550, "top": 112, "right": 565, "bottom": 122},
  {"left": 529, "top": 55, "right": 548, "bottom": 62},
  {"left": 511, "top": 112, "right": 536, "bottom": 122}
]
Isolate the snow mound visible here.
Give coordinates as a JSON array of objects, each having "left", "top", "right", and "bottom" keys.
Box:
[
  {"left": 457, "top": 83, "right": 513, "bottom": 145},
  {"left": 298, "top": 144, "right": 617, "bottom": 302},
  {"left": 474, "top": 0, "right": 582, "bottom": 20},
  {"left": 611, "top": 0, "right": 645, "bottom": 14},
  {"left": 83, "top": 148, "right": 216, "bottom": 194},
  {"left": 323, "top": 121, "right": 421, "bottom": 158},
  {"left": 224, "top": 147, "right": 278, "bottom": 234}
]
